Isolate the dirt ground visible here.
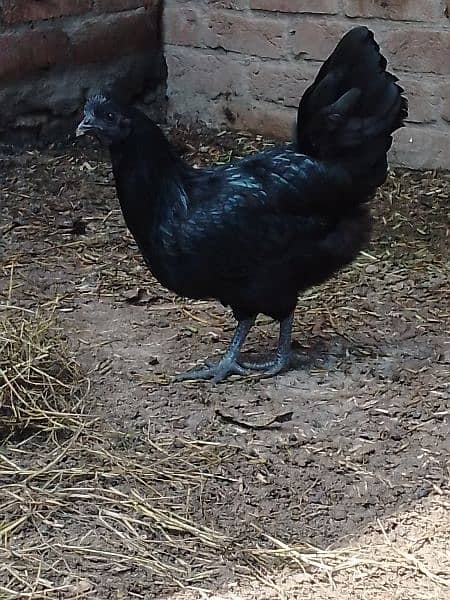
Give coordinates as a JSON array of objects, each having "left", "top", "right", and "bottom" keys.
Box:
[{"left": 0, "top": 130, "right": 449, "bottom": 600}]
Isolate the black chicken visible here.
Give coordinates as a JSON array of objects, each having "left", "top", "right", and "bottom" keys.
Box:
[{"left": 76, "top": 26, "right": 407, "bottom": 382}]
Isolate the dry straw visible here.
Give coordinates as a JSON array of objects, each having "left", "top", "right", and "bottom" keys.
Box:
[
  {"left": 0, "top": 290, "right": 362, "bottom": 597},
  {"left": 0, "top": 282, "right": 359, "bottom": 598},
  {"left": 0, "top": 297, "right": 87, "bottom": 438}
]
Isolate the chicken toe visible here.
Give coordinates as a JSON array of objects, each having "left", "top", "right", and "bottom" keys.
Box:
[
  {"left": 175, "top": 317, "right": 255, "bottom": 383},
  {"left": 175, "top": 358, "right": 250, "bottom": 383},
  {"left": 239, "top": 312, "right": 294, "bottom": 376}
]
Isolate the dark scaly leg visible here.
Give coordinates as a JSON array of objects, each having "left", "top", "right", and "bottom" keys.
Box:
[
  {"left": 175, "top": 317, "right": 256, "bottom": 383},
  {"left": 239, "top": 312, "right": 295, "bottom": 376}
]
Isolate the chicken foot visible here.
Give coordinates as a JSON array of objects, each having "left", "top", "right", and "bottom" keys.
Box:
[
  {"left": 175, "top": 318, "right": 255, "bottom": 383},
  {"left": 239, "top": 312, "right": 294, "bottom": 376}
]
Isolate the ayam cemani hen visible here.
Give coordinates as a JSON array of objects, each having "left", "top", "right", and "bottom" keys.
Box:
[{"left": 76, "top": 26, "right": 407, "bottom": 383}]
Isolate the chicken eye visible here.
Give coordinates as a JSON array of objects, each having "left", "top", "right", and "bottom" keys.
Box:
[{"left": 106, "top": 112, "right": 114, "bottom": 121}]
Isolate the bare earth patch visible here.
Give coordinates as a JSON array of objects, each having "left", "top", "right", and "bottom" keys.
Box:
[{"left": 0, "top": 130, "right": 449, "bottom": 599}]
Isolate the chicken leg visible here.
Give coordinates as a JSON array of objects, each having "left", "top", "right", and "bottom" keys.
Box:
[
  {"left": 239, "top": 312, "right": 294, "bottom": 376},
  {"left": 176, "top": 318, "right": 255, "bottom": 383}
]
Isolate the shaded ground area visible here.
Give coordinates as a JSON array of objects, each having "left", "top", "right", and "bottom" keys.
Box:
[{"left": 0, "top": 131, "right": 449, "bottom": 599}]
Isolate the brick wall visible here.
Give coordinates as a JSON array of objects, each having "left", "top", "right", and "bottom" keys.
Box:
[
  {"left": 0, "top": 0, "right": 165, "bottom": 142},
  {"left": 164, "top": 0, "right": 450, "bottom": 170}
]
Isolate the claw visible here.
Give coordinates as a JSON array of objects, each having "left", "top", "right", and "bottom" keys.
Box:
[
  {"left": 176, "top": 357, "right": 250, "bottom": 383},
  {"left": 239, "top": 351, "right": 294, "bottom": 376},
  {"left": 261, "top": 354, "right": 292, "bottom": 378},
  {"left": 238, "top": 358, "right": 277, "bottom": 371},
  {"left": 239, "top": 312, "right": 295, "bottom": 378},
  {"left": 174, "top": 314, "right": 295, "bottom": 382}
]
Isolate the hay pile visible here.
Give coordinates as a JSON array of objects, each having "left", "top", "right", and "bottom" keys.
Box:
[
  {"left": 0, "top": 299, "right": 358, "bottom": 598},
  {"left": 0, "top": 302, "right": 85, "bottom": 437}
]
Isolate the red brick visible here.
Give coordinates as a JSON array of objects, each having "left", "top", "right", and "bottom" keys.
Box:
[
  {"left": 344, "top": 0, "right": 445, "bottom": 22},
  {"left": 164, "top": 5, "right": 209, "bottom": 47},
  {"left": 169, "top": 95, "right": 295, "bottom": 140},
  {"left": 208, "top": 11, "right": 286, "bottom": 58},
  {"left": 227, "top": 98, "right": 295, "bottom": 139},
  {"left": 2, "top": 0, "right": 90, "bottom": 24},
  {"left": 289, "top": 20, "right": 349, "bottom": 61},
  {"left": 247, "top": 60, "right": 316, "bottom": 107},
  {"left": 70, "top": 10, "right": 158, "bottom": 64},
  {"left": 93, "top": 0, "right": 157, "bottom": 13},
  {"left": 208, "top": 0, "right": 248, "bottom": 8},
  {"left": 383, "top": 28, "right": 450, "bottom": 75},
  {"left": 400, "top": 77, "right": 441, "bottom": 124},
  {"left": 0, "top": 30, "right": 69, "bottom": 81},
  {"left": 441, "top": 84, "right": 450, "bottom": 123},
  {"left": 251, "top": 0, "right": 340, "bottom": 13},
  {"left": 166, "top": 46, "right": 246, "bottom": 98},
  {"left": 390, "top": 126, "right": 450, "bottom": 169}
]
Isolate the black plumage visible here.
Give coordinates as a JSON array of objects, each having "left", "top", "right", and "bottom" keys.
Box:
[{"left": 77, "top": 26, "right": 408, "bottom": 382}]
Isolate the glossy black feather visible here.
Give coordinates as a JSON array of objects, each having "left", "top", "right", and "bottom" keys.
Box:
[
  {"left": 104, "top": 27, "right": 407, "bottom": 323},
  {"left": 297, "top": 26, "right": 408, "bottom": 196}
]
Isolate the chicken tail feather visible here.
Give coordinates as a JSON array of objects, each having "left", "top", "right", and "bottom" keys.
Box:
[{"left": 296, "top": 26, "right": 408, "bottom": 197}]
